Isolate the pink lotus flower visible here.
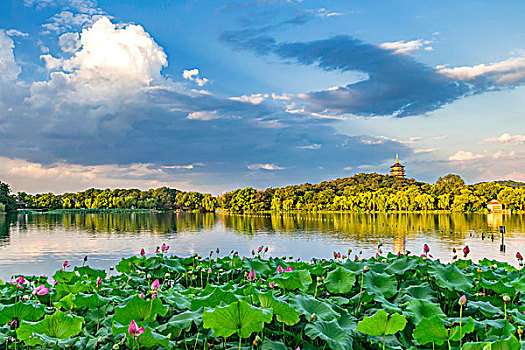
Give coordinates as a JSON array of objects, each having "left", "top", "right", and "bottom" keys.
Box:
[
  {"left": 268, "top": 282, "right": 275, "bottom": 288},
  {"left": 128, "top": 319, "right": 145, "bottom": 337},
  {"left": 458, "top": 295, "right": 467, "bottom": 306},
  {"left": 139, "top": 292, "right": 145, "bottom": 299},
  {"left": 277, "top": 265, "right": 284, "bottom": 273},
  {"left": 208, "top": 268, "right": 212, "bottom": 274},
  {"left": 285, "top": 266, "right": 293, "bottom": 272},
  {"left": 151, "top": 279, "right": 160, "bottom": 290},
  {"left": 257, "top": 246, "right": 263, "bottom": 253},
  {"left": 161, "top": 243, "right": 167, "bottom": 251},
  {"left": 96, "top": 277, "right": 102, "bottom": 287},
  {"left": 63, "top": 260, "right": 69, "bottom": 267},
  {"left": 463, "top": 245, "right": 470, "bottom": 257},
  {"left": 140, "top": 248, "right": 145, "bottom": 256},
  {"left": 517, "top": 252, "right": 523, "bottom": 261},
  {"left": 15, "top": 276, "right": 25, "bottom": 284},
  {"left": 151, "top": 291, "right": 158, "bottom": 299},
  {"left": 33, "top": 284, "right": 49, "bottom": 296},
  {"left": 247, "top": 268, "right": 256, "bottom": 281},
  {"left": 337, "top": 252, "right": 341, "bottom": 259},
  {"left": 423, "top": 244, "right": 430, "bottom": 253}
]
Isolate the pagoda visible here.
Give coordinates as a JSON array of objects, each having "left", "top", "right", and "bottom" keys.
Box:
[{"left": 390, "top": 154, "right": 405, "bottom": 178}]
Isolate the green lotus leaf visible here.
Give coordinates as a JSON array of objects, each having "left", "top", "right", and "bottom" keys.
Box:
[
  {"left": 157, "top": 308, "right": 203, "bottom": 336},
  {"left": 54, "top": 293, "right": 76, "bottom": 310},
  {"left": 73, "top": 266, "right": 106, "bottom": 280},
  {"left": 363, "top": 271, "right": 398, "bottom": 299},
  {"left": 488, "top": 335, "right": 521, "bottom": 350},
  {"left": 243, "top": 258, "right": 272, "bottom": 276},
  {"left": 304, "top": 319, "right": 354, "bottom": 350},
  {"left": 190, "top": 285, "right": 239, "bottom": 310},
  {"left": 52, "top": 270, "right": 80, "bottom": 284},
  {"left": 356, "top": 309, "right": 407, "bottom": 337},
  {"left": 467, "top": 300, "right": 502, "bottom": 317},
  {"left": 448, "top": 316, "right": 475, "bottom": 341},
  {"left": 113, "top": 295, "right": 167, "bottom": 324},
  {"left": 162, "top": 257, "right": 186, "bottom": 274},
  {"left": 134, "top": 327, "right": 170, "bottom": 348},
  {"left": 428, "top": 264, "right": 473, "bottom": 293},
  {"left": 289, "top": 294, "right": 339, "bottom": 321},
  {"left": 480, "top": 278, "right": 515, "bottom": 295},
  {"left": 272, "top": 270, "right": 312, "bottom": 291},
  {"left": 400, "top": 283, "right": 437, "bottom": 302},
  {"left": 202, "top": 299, "right": 272, "bottom": 338},
  {"left": 261, "top": 338, "right": 288, "bottom": 350},
  {"left": 0, "top": 302, "right": 45, "bottom": 323},
  {"left": 385, "top": 258, "right": 417, "bottom": 275},
  {"left": 412, "top": 316, "right": 448, "bottom": 346},
  {"left": 256, "top": 290, "right": 300, "bottom": 326},
  {"left": 405, "top": 299, "right": 446, "bottom": 324},
  {"left": 73, "top": 292, "right": 112, "bottom": 309},
  {"left": 324, "top": 266, "right": 356, "bottom": 294},
  {"left": 17, "top": 310, "right": 83, "bottom": 346},
  {"left": 162, "top": 289, "right": 191, "bottom": 310},
  {"left": 55, "top": 280, "right": 92, "bottom": 294}
]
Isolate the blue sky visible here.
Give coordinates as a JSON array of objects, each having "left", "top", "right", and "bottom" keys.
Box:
[{"left": 0, "top": 0, "right": 524, "bottom": 194}]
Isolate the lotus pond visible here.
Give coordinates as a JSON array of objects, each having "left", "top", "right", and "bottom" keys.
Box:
[{"left": 1, "top": 246, "right": 525, "bottom": 350}]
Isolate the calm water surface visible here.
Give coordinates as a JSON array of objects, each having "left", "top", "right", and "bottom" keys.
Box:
[{"left": 1, "top": 212, "right": 524, "bottom": 281}]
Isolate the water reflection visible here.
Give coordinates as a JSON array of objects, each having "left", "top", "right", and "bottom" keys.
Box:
[{"left": 0, "top": 212, "right": 523, "bottom": 280}]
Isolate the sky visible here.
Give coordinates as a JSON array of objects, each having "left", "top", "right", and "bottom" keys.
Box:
[{"left": 0, "top": 0, "right": 524, "bottom": 195}]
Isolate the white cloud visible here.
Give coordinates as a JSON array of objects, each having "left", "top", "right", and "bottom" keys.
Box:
[
  {"left": 343, "top": 166, "right": 352, "bottom": 171},
  {"left": 182, "top": 68, "right": 209, "bottom": 86},
  {"left": 0, "top": 30, "right": 22, "bottom": 111},
  {"left": 186, "top": 111, "right": 221, "bottom": 121},
  {"left": 6, "top": 29, "right": 29, "bottom": 37},
  {"left": 0, "top": 157, "right": 194, "bottom": 193},
  {"left": 438, "top": 56, "right": 525, "bottom": 85},
  {"left": 271, "top": 92, "right": 292, "bottom": 100},
  {"left": 162, "top": 163, "right": 204, "bottom": 170},
  {"left": 379, "top": 39, "right": 432, "bottom": 55},
  {"left": 247, "top": 163, "right": 285, "bottom": 170},
  {"left": 32, "top": 17, "right": 168, "bottom": 123},
  {"left": 484, "top": 133, "right": 525, "bottom": 145},
  {"left": 229, "top": 93, "right": 268, "bottom": 105},
  {"left": 414, "top": 148, "right": 438, "bottom": 154},
  {"left": 297, "top": 144, "right": 322, "bottom": 150},
  {"left": 448, "top": 151, "right": 484, "bottom": 161},
  {"left": 43, "top": 11, "right": 106, "bottom": 34},
  {"left": 58, "top": 32, "right": 80, "bottom": 52},
  {"left": 314, "top": 8, "right": 343, "bottom": 18}
]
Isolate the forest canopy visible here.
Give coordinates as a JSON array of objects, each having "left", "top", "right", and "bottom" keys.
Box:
[{"left": 1, "top": 173, "right": 525, "bottom": 213}]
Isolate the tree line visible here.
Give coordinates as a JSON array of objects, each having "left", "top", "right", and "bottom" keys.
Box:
[
  {"left": 0, "top": 183, "right": 217, "bottom": 212},
  {"left": 219, "top": 173, "right": 525, "bottom": 213},
  {"left": 2, "top": 173, "right": 525, "bottom": 213}
]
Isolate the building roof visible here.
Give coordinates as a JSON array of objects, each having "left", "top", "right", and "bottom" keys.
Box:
[{"left": 487, "top": 199, "right": 502, "bottom": 204}]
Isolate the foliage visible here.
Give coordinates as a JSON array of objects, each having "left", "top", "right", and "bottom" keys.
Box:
[
  {"left": 220, "top": 173, "right": 525, "bottom": 213},
  {"left": 1, "top": 247, "right": 525, "bottom": 349}
]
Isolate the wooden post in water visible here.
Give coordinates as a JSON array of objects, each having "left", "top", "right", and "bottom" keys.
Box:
[{"left": 499, "top": 225, "right": 506, "bottom": 252}]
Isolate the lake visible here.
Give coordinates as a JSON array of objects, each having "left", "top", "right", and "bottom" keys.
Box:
[{"left": 1, "top": 211, "right": 524, "bottom": 281}]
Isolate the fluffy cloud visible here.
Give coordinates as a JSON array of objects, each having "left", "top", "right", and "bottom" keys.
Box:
[
  {"left": 182, "top": 68, "right": 209, "bottom": 86},
  {"left": 448, "top": 151, "right": 484, "bottom": 161},
  {"left": 484, "top": 133, "right": 525, "bottom": 146},
  {"left": 186, "top": 111, "right": 222, "bottom": 120},
  {"left": 229, "top": 93, "right": 268, "bottom": 104},
  {"left": 247, "top": 163, "right": 285, "bottom": 170},
  {"left": 379, "top": 39, "right": 432, "bottom": 55},
  {"left": 0, "top": 30, "right": 22, "bottom": 112},
  {"left": 438, "top": 56, "right": 525, "bottom": 86},
  {"left": 0, "top": 157, "right": 195, "bottom": 193},
  {"left": 6, "top": 30, "right": 29, "bottom": 37}
]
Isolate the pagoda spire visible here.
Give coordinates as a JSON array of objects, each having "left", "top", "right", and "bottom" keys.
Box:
[{"left": 396, "top": 153, "right": 399, "bottom": 163}]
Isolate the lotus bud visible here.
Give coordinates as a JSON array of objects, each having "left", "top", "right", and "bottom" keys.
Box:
[
  {"left": 458, "top": 295, "right": 467, "bottom": 306},
  {"left": 423, "top": 244, "right": 430, "bottom": 253},
  {"left": 517, "top": 252, "right": 523, "bottom": 261},
  {"left": 503, "top": 294, "right": 511, "bottom": 304}
]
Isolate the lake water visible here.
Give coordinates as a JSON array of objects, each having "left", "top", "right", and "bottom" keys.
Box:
[{"left": 1, "top": 212, "right": 524, "bottom": 281}]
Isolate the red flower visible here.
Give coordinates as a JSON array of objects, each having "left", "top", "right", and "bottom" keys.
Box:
[
  {"left": 423, "top": 244, "right": 430, "bottom": 253},
  {"left": 128, "top": 319, "right": 145, "bottom": 337},
  {"left": 517, "top": 252, "right": 523, "bottom": 261}
]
